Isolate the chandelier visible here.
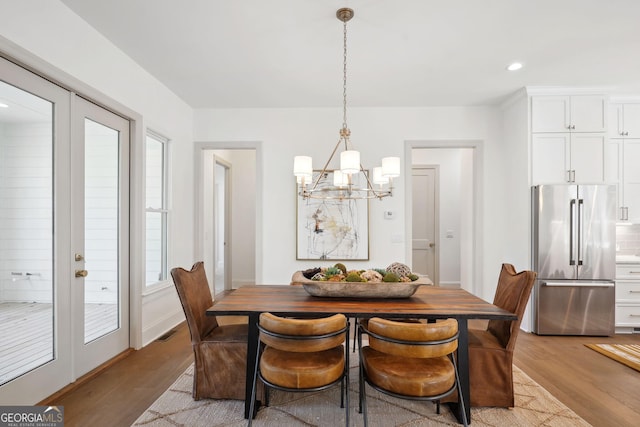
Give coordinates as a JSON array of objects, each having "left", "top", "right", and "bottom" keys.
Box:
[{"left": 293, "top": 7, "right": 400, "bottom": 200}]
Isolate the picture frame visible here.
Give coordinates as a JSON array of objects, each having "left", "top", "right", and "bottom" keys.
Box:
[{"left": 296, "top": 170, "right": 370, "bottom": 260}]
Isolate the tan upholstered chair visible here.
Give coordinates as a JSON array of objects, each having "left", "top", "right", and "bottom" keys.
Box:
[
  {"left": 171, "top": 261, "right": 248, "bottom": 400},
  {"left": 467, "top": 263, "right": 536, "bottom": 407},
  {"left": 248, "top": 313, "right": 349, "bottom": 426},
  {"left": 358, "top": 317, "right": 468, "bottom": 427}
]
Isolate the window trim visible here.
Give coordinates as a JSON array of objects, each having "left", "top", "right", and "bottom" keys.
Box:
[{"left": 145, "top": 130, "right": 170, "bottom": 287}]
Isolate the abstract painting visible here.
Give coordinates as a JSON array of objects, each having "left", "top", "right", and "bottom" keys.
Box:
[{"left": 296, "top": 170, "right": 369, "bottom": 260}]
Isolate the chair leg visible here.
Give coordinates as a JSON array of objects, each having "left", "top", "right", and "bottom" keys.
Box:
[
  {"left": 248, "top": 335, "right": 262, "bottom": 427},
  {"left": 352, "top": 317, "right": 358, "bottom": 352},
  {"left": 451, "top": 354, "right": 469, "bottom": 427}
]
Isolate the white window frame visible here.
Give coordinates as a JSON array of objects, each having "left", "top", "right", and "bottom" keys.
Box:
[{"left": 145, "top": 130, "right": 170, "bottom": 287}]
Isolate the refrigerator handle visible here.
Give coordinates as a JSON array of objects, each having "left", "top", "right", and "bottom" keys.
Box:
[
  {"left": 569, "top": 198, "right": 576, "bottom": 266},
  {"left": 577, "top": 198, "right": 584, "bottom": 266}
]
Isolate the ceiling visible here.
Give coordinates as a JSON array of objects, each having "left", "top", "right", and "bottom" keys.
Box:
[{"left": 59, "top": 0, "right": 640, "bottom": 109}]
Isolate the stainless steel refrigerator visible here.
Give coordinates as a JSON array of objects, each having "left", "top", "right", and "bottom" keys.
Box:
[{"left": 532, "top": 184, "right": 616, "bottom": 336}]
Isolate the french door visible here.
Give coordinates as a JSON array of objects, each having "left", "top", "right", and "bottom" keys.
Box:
[
  {"left": 0, "top": 56, "right": 130, "bottom": 404},
  {"left": 71, "top": 96, "right": 130, "bottom": 378}
]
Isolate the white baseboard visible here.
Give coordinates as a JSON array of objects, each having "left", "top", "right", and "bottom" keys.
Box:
[{"left": 141, "top": 310, "right": 185, "bottom": 347}]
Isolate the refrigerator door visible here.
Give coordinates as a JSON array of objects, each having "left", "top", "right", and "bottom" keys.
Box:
[
  {"left": 577, "top": 185, "right": 616, "bottom": 280},
  {"left": 534, "top": 280, "right": 615, "bottom": 336},
  {"left": 533, "top": 185, "right": 578, "bottom": 280}
]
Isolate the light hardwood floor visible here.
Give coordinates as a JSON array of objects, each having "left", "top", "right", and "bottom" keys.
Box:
[{"left": 42, "top": 321, "right": 640, "bottom": 427}]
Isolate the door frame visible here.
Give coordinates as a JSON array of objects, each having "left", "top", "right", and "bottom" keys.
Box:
[
  {"left": 194, "top": 141, "right": 263, "bottom": 285},
  {"left": 404, "top": 140, "right": 483, "bottom": 295}
]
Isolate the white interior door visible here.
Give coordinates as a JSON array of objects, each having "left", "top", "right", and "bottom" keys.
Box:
[
  {"left": 71, "top": 96, "right": 130, "bottom": 378},
  {"left": 412, "top": 167, "right": 438, "bottom": 284}
]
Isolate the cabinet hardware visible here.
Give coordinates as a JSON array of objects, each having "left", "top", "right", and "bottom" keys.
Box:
[
  {"left": 75, "top": 269, "right": 88, "bottom": 278},
  {"left": 629, "top": 314, "right": 640, "bottom": 317},
  {"left": 621, "top": 207, "right": 629, "bottom": 221},
  {"left": 629, "top": 290, "right": 640, "bottom": 293}
]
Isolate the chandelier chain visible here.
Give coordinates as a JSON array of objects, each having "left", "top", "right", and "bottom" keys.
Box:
[{"left": 342, "top": 17, "right": 348, "bottom": 130}]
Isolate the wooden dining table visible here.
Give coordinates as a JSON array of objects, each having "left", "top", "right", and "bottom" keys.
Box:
[{"left": 206, "top": 284, "right": 517, "bottom": 424}]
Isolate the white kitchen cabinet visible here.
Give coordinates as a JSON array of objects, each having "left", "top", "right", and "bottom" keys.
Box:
[
  {"left": 615, "top": 264, "right": 640, "bottom": 331},
  {"left": 532, "top": 95, "right": 607, "bottom": 133},
  {"left": 608, "top": 103, "right": 640, "bottom": 138},
  {"left": 532, "top": 132, "right": 605, "bottom": 184},
  {"left": 605, "top": 122, "right": 640, "bottom": 221}
]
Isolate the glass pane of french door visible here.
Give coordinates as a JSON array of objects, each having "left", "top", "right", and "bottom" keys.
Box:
[
  {"left": 83, "top": 118, "right": 120, "bottom": 343},
  {"left": 0, "top": 80, "right": 54, "bottom": 384}
]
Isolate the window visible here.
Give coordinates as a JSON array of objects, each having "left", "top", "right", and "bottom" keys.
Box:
[{"left": 145, "top": 131, "right": 169, "bottom": 285}]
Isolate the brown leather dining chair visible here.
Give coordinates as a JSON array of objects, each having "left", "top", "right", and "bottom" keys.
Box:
[
  {"left": 466, "top": 263, "right": 536, "bottom": 407},
  {"left": 171, "top": 261, "right": 248, "bottom": 400},
  {"left": 248, "top": 312, "right": 350, "bottom": 426},
  {"left": 358, "top": 317, "right": 468, "bottom": 426}
]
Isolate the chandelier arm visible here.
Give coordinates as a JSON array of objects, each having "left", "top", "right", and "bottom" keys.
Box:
[{"left": 309, "top": 137, "right": 344, "bottom": 192}]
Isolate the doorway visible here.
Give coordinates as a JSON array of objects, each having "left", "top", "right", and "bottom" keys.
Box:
[
  {"left": 197, "top": 145, "right": 258, "bottom": 291},
  {"left": 408, "top": 144, "right": 478, "bottom": 292},
  {"left": 0, "top": 57, "right": 130, "bottom": 403}
]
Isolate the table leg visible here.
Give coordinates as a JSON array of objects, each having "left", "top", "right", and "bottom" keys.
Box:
[
  {"left": 245, "top": 312, "right": 260, "bottom": 419},
  {"left": 448, "top": 318, "right": 471, "bottom": 424}
]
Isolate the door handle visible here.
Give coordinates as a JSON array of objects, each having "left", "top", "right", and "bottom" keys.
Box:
[
  {"left": 75, "top": 269, "right": 88, "bottom": 278},
  {"left": 429, "top": 243, "right": 435, "bottom": 248},
  {"left": 577, "top": 198, "right": 583, "bottom": 266},
  {"left": 569, "top": 199, "right": 576, "bottom": 266}
]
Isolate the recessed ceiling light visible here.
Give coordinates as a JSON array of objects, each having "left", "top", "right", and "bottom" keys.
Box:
[
  {"left": 0, "top": 102, "right": 8, "bottom": 108},
  {"left": 506, "top": 62, "right": 523, "bottom": 71}
]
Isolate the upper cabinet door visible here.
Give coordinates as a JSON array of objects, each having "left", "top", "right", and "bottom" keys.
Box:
[
  {"left": 608, "top": 103, "right": 624, "bottom": 138},
  {"left": 570, "top": 95, "right": 606, "bottom": 132},
  {"left": 532, "top": 95, "right": 606, "bottom": 133},
  {"left": 622, "top": 104, "right": 640, "bottom": 138},
  {"left": 532, "top": 96, "right": 570, "bottom": 132}
]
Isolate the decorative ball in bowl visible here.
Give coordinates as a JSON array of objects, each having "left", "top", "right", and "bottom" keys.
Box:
[{"left": 291, "top": 262, "right": 432, "bottom": 298}]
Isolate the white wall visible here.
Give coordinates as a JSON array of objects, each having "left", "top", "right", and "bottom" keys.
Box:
[
  {"left": 194, "top": 106, "right": 515, "bottom": 300},
  {"left": 0, "top": 0, "right": 195, "bottom": 346}
]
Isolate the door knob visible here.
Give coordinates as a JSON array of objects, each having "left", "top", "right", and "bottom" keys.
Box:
[
  {"left": 429, "top": 243, "right": 436, "bottom": 248},
  {"left": 75, "top": 269, "right": 88, "bottom": 278}
]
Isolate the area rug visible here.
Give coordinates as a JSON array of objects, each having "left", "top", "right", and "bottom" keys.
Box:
[
  {"left": 585, "top": 344, "right": 640, "bottom": 372},
  {"left": 132, "top": 354, "right": 590, "bottom": 427}
]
